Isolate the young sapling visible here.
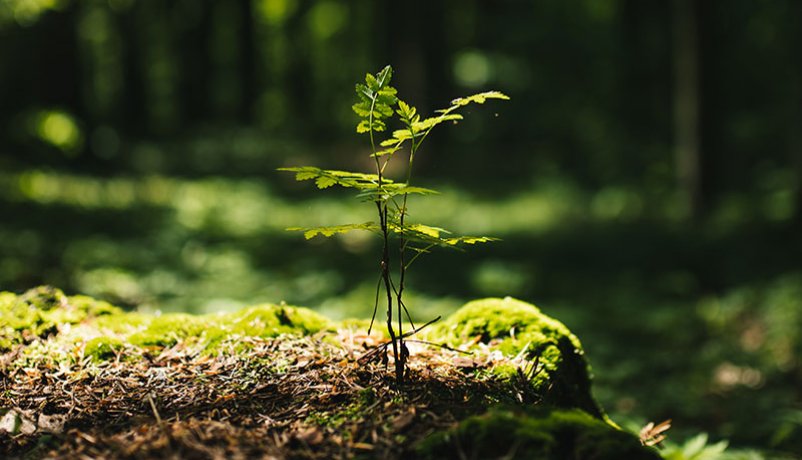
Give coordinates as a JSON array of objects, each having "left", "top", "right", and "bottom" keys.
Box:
[{"left": 281, "top": 65, "right": 508, "bottom": 383}]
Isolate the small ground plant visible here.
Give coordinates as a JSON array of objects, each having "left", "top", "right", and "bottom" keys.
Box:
[{"left": 281, "top": 65, "right": 508, "bottom": 383}]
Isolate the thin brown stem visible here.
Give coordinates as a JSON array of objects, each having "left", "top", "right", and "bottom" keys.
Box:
[
  {"left": 389, "top": 277, "right": 416, "bottom": 330},
  {"left": 376, "top": 200, "right": 399, "bottom": 382},
  {"left": 394, "top": 117, "right": 421, "bottom": 383},
  {"left": 367, "top": 88, "right": 402, "bottom": 384}
]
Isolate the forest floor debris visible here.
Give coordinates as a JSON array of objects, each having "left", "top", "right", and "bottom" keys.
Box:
[{"left": 1, "top": 330, "right": 540, "bottom": 459}]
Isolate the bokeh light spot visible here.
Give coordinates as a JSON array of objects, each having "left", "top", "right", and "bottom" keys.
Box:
[
  {"left": 453, "top": 50, "right": 492, "bottom": 88},
  {"left": 32, "top": 110, "right": 83, "bottom": 154},
  {"left": 307, "top": 1, "right": 347, "bottom": 40}
]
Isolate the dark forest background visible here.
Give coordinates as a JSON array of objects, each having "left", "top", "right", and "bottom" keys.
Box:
[{"left": 1, "top": 0, "right": 801, "bottom": 456}]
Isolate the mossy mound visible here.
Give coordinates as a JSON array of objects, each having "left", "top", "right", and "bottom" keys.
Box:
[
  {"left": 0, "top": 286, "right": 120, "bottom": 351},
  {"left": 1, "top": 286, "right": 331, "bottom": 356},
  {"left": 125, "top": 304, "right": 330, "bottom": 349},
  {"left": 417, "top": 408, "right": 660, "bottom": 460},
  {"left": 83, "top": 336, "right": 125, "bottom": 361},
  {"left": 426, "top": 297, "right": 602, "bottom": 418},
  {"left": 2, "top": 287, "right": 657, "bottom": 459}
]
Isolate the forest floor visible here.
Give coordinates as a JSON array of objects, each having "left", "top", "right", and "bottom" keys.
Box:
[{"left": 1, "top": 331, "right": 539, "bottom": 459}]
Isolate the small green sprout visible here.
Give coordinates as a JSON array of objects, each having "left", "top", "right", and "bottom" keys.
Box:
[{"left": 281, "top": 65, "right": 508, "bottom": 383}]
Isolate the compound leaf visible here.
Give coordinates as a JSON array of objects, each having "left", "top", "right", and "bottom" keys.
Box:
[
  {"left": 356, "top": 183, "right": 439, "bottom": 201},
  {"left": 444, "top": 235, "right": 500, "bottom": 245},
  {"left": 412, "top": 113, "right": 464, "bottom": 133},
  {"left": 448, "top": 91, "right": 510, "bottom": 108},
  {"left": 315, "top": 176, "right": 337, "bottom": 189},
  {"left": 278, "top": 167, "right": 393, "bottom": 190},
  {"left": 287, "top": 222, "right": 381, "bottom": 240}
]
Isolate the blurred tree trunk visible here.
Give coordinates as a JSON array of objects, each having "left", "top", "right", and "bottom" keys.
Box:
[
  {"left": 285, "top": 1, "right": 312, "bottom": 135},
  {"left": 421, "top": 0, "right": 448, "bottom": 105},
  {"left": 118, "top": 3, "right": 147, "bottom": 134},
  {"left": 386, "top": 1, "right": 425, "bottom": 106},
  {"left": 41, "top": 4, "right": 84, "bottom": 118},
  {"left": 790, "top": 1, "right": 802, "bottom": 223},
  {"left": 672, "top": 0, "right": 703, "bottom": 221},
  {"left": 792, "top": 113, "right": 802, "bottom": 223},
  {"left": 386, "top": 0, "right": 447, "bottom": 159},
  {"left": 177, "top": 0, "right": 212, "bottom": 125},
  {"left": 237, "top": 0, "right": 256, "bottom": 124},
  {"left": 621, "top": 0, "right": 669, "bottom": 179}
]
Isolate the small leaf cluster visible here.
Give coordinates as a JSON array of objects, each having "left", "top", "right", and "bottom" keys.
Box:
[
  {"left": 353, "top": 66, "right": 398, "bottom": 134},
  {"left": 277, "top": 166, "right": 437, "bottom": 200},
  {"left": 377, "top": 90, "right": 509, "bottom": 160}
]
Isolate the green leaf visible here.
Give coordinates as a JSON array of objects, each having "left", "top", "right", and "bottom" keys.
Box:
[
  {"left": 375, "top": 103, "right": 394, "bottom": 117},
  {"left": 384, "top": 220, "right": 498, "bottom": 249},
  {"left": 278, "top": 167, "right": 391, "bottom": 190},
  {"left": 388, "top": 222, "right": 447, "bottom": 244},
  {"left": 449, "top": 91, "right": 510, "bottom": 108},
  {"left": 356, "top": 120, "right": 372, "bottom": 133},
  {"left": 376, "top": 65, "right": 393, "bottom": 87},
  {"left": 390, "top": 129, "right": 414, "bottom": 141},
  {"left": 378, "top": 139, "right": 400, "bottom": 147},
  {"left": 443, "top": 236, "right": 500, "bottom": 245},
  {"left": 408, "top": 224, "right": 449, "bottom": 238},
  {"left": 315, "top": 176, "right": 337, "bottom": 189},
  {"left": 412, "top": 113, "right": 464, "bottom": 133},
  {"left": 397, "top": 100, "right": 416, "bottom": 121},
  {"left": 398, "top": 186, "right": 439, "bottom": 195},
  {"left": 379, "top": 132, "right": 411, "bottom": 148},
  {"left": 352, "top": 101, "right": 372, "bottom": 117},
  {"left": 365, "top": 73, "right": 379, "bottom": 91},
  {"left": 355, "top": 83, "right": 372, "bottom": 101},
  {"left": 371, "top": 119, "right": 387, "bottom": 132},
  {"left": 356, "top": 183, "right": 439, "bottom": 201},
  {"left": 357, "top": 118, "right": 388, "bottom": 133},
  {"left": 371, "top": 145, "right": 403, "bottom": 157},
  {"left": 287, "top": 222, "right": 381, "bottom": 239},
  {"left": 353, "top": 66, "right": 399, "bottom": 136},
  {"left": 376, "top": 90, "right": 398, "bottom": 106}
]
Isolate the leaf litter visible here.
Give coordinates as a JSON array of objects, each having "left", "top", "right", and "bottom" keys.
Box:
[{"left": 1, "top": 329, "right": 545, "bottom": 459}]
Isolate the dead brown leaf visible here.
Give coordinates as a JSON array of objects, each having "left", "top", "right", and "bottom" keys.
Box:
[{"left": 639, "top": 419, "right": 671, "bottom": 447}]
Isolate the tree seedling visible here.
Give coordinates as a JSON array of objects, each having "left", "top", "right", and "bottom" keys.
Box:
[{"left": 281, "top": 65, "right": 508, "bottom": 384}]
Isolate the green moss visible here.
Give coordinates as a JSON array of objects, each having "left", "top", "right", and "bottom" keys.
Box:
[
  {"left": 202, "top": 304, "right": 331, "bottom": 352},
  {"left": 0, "top": 286, "right": 123, "bottom": 351},
  {"left": 84, "top": 336, "right": 125, "bottom": 361},
  {"left": 124, "top": 304, "right": 331, "bottom": 351},
  {"left": 2, "top": 288, "right": 650, "bottom": 457},
  {"left": 128, "top": 313, "right": 211, "bottom": 347},
  {"left": 223, "top": 304, "right": 331, "bottom": 337},
  {"left": 67, "top": 295, "right": 121, "bottom": 317},
  {"left": 307, "top": 388, "right": 378, "bottom": 429},
  {"left": 426, "top": 297, "right": 602, "bottom": 417},
  {"left": 19, "top": 285, "right": 68, "bottom": 311},
  {"left": 1, "top": 287, "right": 330, "bottom": 358},
  {"left": 91, "top": 311, "right": 149, "bottom": 334},
  {"left": 417, "top": 408, "right": 660, "bottom": 460}
]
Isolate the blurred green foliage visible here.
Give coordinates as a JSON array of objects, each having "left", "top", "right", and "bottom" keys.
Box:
[{"left": 1, "top": 0, "right": 801, "bottom": 457}]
